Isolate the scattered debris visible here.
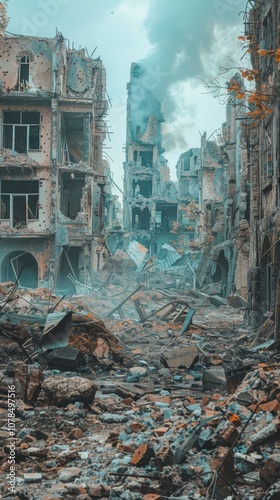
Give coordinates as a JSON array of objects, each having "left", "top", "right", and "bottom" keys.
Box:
[{"left": 0, "top": 280, "right": 279, "bottom": 499}]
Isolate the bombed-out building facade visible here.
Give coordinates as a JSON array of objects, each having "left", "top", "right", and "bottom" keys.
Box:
[
  {"left": 123, "top": 63, "right": 178, "bottom": 256},
  {"left": 246, "top": 0, "right": 280, "bottom": 334},
  {"left": 0, "top": 33, "right": 109, "bottom": 291}
]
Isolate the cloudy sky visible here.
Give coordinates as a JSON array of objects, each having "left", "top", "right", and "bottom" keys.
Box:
[{"left": 6, "top": 0, "right": 247, "bottom": 192}]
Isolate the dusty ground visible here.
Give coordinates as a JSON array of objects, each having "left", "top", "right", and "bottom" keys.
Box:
[{"left": 0, "top": 279, "right": 280, "bottom": 499}]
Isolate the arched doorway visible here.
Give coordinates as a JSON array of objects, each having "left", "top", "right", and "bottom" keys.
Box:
[
  {"left": 1, "top": 251, "right": 38, "bottom": 288},
  {"left": 212, "top": 250, "right": 229, "bottom": 297},
  {"left": 261, "top": 236, "right": 272, "bottom": 313}
]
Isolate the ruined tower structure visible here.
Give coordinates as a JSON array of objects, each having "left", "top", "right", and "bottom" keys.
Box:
[
  {"left": 0, "top": 33, "right": 108, "bottom": 291},
  {"left": 123, "top": 63, "right": 178, "bottom": 256}
]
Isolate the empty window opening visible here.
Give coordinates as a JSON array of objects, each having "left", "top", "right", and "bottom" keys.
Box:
[
  {"left": 132, "top": 207, "right": 151, "bottom": 230},
  {"left": 139, "top": 151, "right": 153, "bottom": 167},
  {"left": 133, "top": 180, "right": 152, "bottom": 198},
  {"left": 57, "top": 246, "right": 80, "bottom": 292},
  {"left": 1, "top": 251, "right": 38, "bottom": 288},
  {"left": 61, "top": 113, "right": 85, "bottom": 164},
  {"left": 60, "top": 173, "right": 85, "bottom": 220},
  {"left": 3, "top": 111, "right": 40, "bottom": 153},
  {"left": 0, "top": 180, "right": 39, "bottom": 228},
  {"left": 183, "top": 157, "right": 191, "bottom": 171},
  {"left": 18, "top": 56, "right": 30, "bottom": 90},
  {"left": 155, "top": 203, "right": 177, "bottom": 231},
  {"left": 156, "top": 211, "right": 162, "bottom": 224}
]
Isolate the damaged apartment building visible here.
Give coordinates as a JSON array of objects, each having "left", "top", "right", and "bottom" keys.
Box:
[
  {"left": 0, "top": 32, "right": 109, "bottom": 291},
  {"left": 175, "top": 73, "right": 250, "bottom": 299},
  {"left": 245, "top": 0, "right": 280, "bottom": 335},
  {"left": 196, "top": 0, "right": 280, "bottom": 338},
  {"left": 199, "top": 76, "right": 250, "bottom": 300},
  {"left": 182, "top": 0, "right": 280, "bottom": 340},
  {"left": 123, "top": 63, "right": 178, "bottom": 256}
]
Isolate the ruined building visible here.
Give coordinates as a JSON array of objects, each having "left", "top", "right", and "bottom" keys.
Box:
[
  {"left": 202, "top": 75, "right": 249, "bottom": 299},
  {"left": 219, "top": 76, "right": 250, "bottom": 300},
  {"left": 245, "top": 0, "right": 280, "bottom": 335},
  {"left": 123, "top": 63, "right": 178, "bottom": 256},
  {"left": 0, "top": 33, "right": 108, "bottom": 291},
  {"left": 177, "top": 77, "right": 249, "bottom": 299}
]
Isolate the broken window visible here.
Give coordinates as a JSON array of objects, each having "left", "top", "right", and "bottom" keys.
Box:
[
  {"left": 139, "top": 151, "right": 153, "bottom": 167},
  {"left": 61, "top": 112, "right": 87, "bottom": 164},
  {"left": 0, "top": 180, "right": 39, "bottom": 228},
  {"left": 155, "top": 203, "right": 177, "bottom": 231},
  {"left": 18, "top": 55, "right": 30, "bottom": 90},
  {"left": 183, "top": 158, "right": 190, "bottom": 171},
  {"left": 3, "top": 111, "right": 40, "bottom": 153},
  {"left": 132, "top": 207, "right": 151, "bottom": 229},
  {"left": 60, "top": 173, "right": 85, "bottom": 219},
  {"left": 133, "top": 180, "right": 152, "bottom": 198}
]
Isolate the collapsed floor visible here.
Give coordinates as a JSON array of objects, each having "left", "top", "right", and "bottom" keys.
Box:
[{"left": 0, "top": 272, "right": 280, "bottom": 500}]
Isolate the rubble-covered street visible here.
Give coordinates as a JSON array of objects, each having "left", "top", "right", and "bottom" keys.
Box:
[{"left": 1, "top": 271, "right": 280, "bottom": 500}]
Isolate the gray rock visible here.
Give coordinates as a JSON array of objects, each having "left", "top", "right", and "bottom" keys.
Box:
[
  {"left": 58, "top": 466, "right": 82, "bottom": 482},
  {"left": 23, "top": 472, "right": 42, "bottom": 483},
  {"left": 101, "top": 413, "right": 129, "bottom": 423},
  {"left": 42, "top": 376, "right": 96, "bottom": 406}
]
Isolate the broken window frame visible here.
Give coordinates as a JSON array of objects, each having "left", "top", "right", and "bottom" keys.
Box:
[
  {"left": 18, "top": 55, "right": 30, "bottom": 91},
  {"left": 3, "top": 111, "right": 40, "bottom": 154},
  {"left": 0, "top": 180, "right": 39, "bottom": 228}
]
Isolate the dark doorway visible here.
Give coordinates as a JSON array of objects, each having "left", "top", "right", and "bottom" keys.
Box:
[{"left": 1, "top": 251, "right": 38, "bottom": 288}]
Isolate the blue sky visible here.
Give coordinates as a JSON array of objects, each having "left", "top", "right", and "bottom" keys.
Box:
[{"left": 6, "top": 0, "right": 247, "bottom": 191}]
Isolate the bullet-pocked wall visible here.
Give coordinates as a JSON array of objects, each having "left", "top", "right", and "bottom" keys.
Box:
[
  {"left": 0, "top": 33, "right": 108, "bottom": 290},
  {"left": 0, "top": 37, "right": 53, "bottom": 93}
]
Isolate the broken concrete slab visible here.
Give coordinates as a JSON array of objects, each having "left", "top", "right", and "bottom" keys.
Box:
[
  {"left": 42, "top": 376, "right": 96, "bottom": 406},
  {"left": 249, "top": 420, "right": 280, "bottom": 448},
  {"left": 227, "top": 294, "right": 248, "bottom": 308},
  {"left": 207, "top": 295, "right": 228, "bottom": 307},
  {"left": 44, "top": 346, "right": 87, "bottom": 370},
  {"left": 161, "top": 346, "right": 199, "bottom": 369},
  {"left": 113, "top": 382, "right": 154, "bottom": 400},
  {"left": 202, "top": 368, "right": 226, "bottom": 390}
]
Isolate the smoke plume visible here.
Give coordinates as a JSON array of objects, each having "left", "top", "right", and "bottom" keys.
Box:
[{"left": 139, "top": 0, "right": 247, "bottom": 151}]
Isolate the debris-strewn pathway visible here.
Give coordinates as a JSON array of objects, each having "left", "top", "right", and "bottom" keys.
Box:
[{"left": 0, "top": 281, "right": 280, "bottom": 499}]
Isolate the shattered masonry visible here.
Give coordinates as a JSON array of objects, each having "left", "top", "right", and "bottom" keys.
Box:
[{"left": 0, "top": 32, "right": 118, "bottom": 291}]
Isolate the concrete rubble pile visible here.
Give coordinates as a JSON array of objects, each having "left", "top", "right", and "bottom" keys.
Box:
[{"left": 0, "top": 278, "right": 280, "bottom": 499}]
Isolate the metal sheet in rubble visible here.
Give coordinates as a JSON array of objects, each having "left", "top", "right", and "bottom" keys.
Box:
[
  {"left": 126, "top": 241, "right": 148, "bottom": 270},
  {"left": 42, "top": 311, "right": 72, "bottom": 336},
  {"left": 155, "top": 244, "right": 181, "bottom": 270},
  {"left": 40, "top": 311, "right": 73, "bottom": 351}
]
